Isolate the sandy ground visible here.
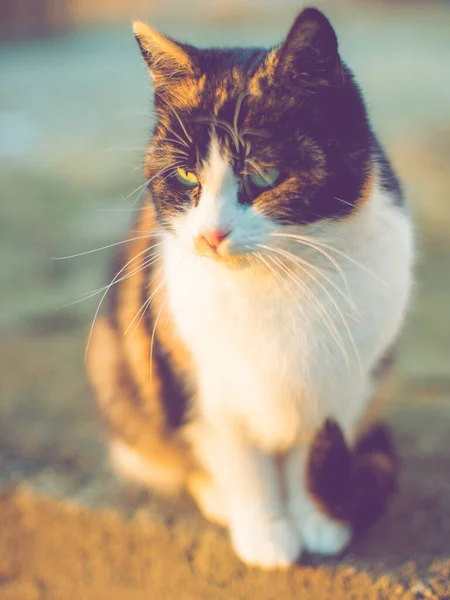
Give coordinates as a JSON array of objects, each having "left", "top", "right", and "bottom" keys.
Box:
[{"left": 1, "top": 3, "right": 450, "bottom": 598}]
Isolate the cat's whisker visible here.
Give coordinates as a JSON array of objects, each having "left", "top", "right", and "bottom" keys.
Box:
[
  {"left": 155, "top": 137, "right": 190, "bottom": 150},
  {"left": 124, "top": 266, "right": 164, "bottom": 338},
  {"left": 159, "top": 164, "right": 185, "bottom": 184},
  {"left": 271, "top": 232, "right": 385, "bottom": 286},
  {"left": 62, "top": 249, "right": 164, "bottom": 309},
  {"left": 269, "top": 244, "right": 356, "bottom": 313},
  {"left": 150, "top": 149, "right": 190, "bottom": 165},
  {"left": 248, "top": 246, "right": 305, "bottom": 304},
  {"left": 73, "top": 250, "right": 164, "bottom": 307},
  {"left": 123, "top": 180, "right": 150, "bottom": 204},
  {"left": 158, "top": 97, "right": 192, "bottom": 144},
  {"left": 147, "top": 161, "right": 184, "bottom": 185},
  {"left": 248, "top": 249, "right": 285, "bottom": 288},
  {"left": 85, "top": 244, "right": 163, "bottom": 360},
  {"left": 268, "top": 234, "right": 359, "bottom": 314},
  {"left": 265, "top": 244, "right": 359, "bottom": 338},
  {"left": 302, "top": 236, "right": 387, "bottom": 286},
  {"left": 109, "top": 250, "right": 164, "bottom": 295},
  {"left": 132, "top": 183, "right": 151, "bottom": 207},
  {"left": 264, "top": 251, "right": 348, "bottom": 366},
  {"left": 257, "top": 244, "right": 360, "bottom": 370},
  {"left": 52, "top": 234, "right": 162, "bottom": 261},
  {"left": 269, "top": 232, "right": 354, "bottom": 305},
  {"left": 245, "top": 253, "right": 261, "bottom": 276},
  {"left": 260, "top": 248, "right": 345, "bottom": 360},
  {"left": 166, "top": 125, "right": 191, "bottom": 149},
  {"left": 256, "top": 252, "right": 308, "bottom": 317},
  {"left": 335, "top": 196, "right": 355, "bottom": 208},
  {"left": 149, "top": 252, "right": 188, "bottom": 385},
  {"left": 138, "top": 162, "right": 184, "bottom": 205},
  {"left": 151, "top": 146, "right": 188, "bottom": 155}
]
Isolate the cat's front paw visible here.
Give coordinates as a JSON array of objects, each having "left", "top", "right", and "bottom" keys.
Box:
[
  {"left": 230, "top": 513, "right": 302, "bottom": 568},
  {"left": 297, "top": 510, "right": 352, "bottom": 556}
]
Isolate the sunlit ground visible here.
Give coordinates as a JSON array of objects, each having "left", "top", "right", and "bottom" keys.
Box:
[{"left": 0, "top": 3, "right": 450, "bottom": 597}]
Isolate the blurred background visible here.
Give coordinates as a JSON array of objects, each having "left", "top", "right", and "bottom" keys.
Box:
[{"left": 1, "top": 0, "right": 450, "bottom": 596}]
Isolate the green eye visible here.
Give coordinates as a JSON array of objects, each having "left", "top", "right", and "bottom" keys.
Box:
[
  {"left": 176, "top": 167, "right": 199, "bottom": 187},
  {"left": 249, "top": 167, "right": 280, "bottom": 188}
]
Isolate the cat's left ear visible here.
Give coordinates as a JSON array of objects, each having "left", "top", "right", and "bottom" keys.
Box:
[
  {"left": 270, "top": 8, "right": 341, "bottom": 87},
  {"left": 133, "top": 20, "right": 195, "bottom": 89}
]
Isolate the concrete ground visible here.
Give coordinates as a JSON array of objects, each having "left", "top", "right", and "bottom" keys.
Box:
[{"left": 1, "top": 3, "right": 450, "bottom": 598}]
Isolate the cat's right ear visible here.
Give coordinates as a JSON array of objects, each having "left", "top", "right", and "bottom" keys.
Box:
[
  {"left": 133, "top": 21, "right": 195, "bottom": 90},
  {"left": 269, "top": 8, "right": 341, "bottom": 88}
]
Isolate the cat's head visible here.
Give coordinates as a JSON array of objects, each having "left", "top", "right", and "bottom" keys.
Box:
[{"left": 134, "top": 8, "right": 373, "bottom": 265}]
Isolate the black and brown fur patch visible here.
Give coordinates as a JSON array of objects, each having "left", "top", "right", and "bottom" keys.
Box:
[{"left": 306, "top": 419, "right": 398, "bottom": 533}]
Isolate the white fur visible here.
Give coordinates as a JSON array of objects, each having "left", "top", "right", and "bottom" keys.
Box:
[
  {"left": 162, "top": 140, "right": 414, "bottom": 567},
  {"left": 190, "top": 136, "right": 239, "bottom": 238},
  {"left": 300, "top": 512, "right": 352, "bottom": 556}
]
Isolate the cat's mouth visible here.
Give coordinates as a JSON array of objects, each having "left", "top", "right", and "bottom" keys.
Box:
[{"left": 193, "top": 236, "right": 254, "bottom": 269}]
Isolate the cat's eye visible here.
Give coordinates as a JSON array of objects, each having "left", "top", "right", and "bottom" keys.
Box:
[
  {"left": 176, "top": 167, "right": 199, "bottom": 187},
  {"left": 249, "top": 168, "right": 280, "bottom": 188}
]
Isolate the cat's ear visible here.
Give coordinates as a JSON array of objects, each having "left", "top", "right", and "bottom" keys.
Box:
[
  {"left": 270, "top": 8, "right": 340, "bottom": 87},
  {"left": 133, "top": 20, "right": 195, "bottom": 89}
]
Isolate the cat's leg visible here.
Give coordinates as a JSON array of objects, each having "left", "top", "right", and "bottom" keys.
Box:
[
  {"left": 284, "top": 444, "right": 352, "bottom": 556},
  {"left": 192, "top": 423, "right": 302, "bottom": 568}
]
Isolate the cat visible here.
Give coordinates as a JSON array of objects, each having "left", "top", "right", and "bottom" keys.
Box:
[{"left": 87, "top": 8, "right": 413, "bottom": 568}]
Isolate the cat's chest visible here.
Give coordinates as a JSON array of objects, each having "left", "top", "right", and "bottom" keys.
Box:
[
  {"left": 166, "top": 253, "right": 308, "bottom": 369},
  {"left": 164, "top": 250, "right": 345, "bottom": 447}
]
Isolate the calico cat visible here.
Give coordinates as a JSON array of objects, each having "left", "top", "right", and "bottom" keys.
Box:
[{"left": 88, "top": 8, "right": 413, "bottom": 568}]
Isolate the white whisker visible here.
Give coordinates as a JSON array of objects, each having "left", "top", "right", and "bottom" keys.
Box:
[
  {"left": 57, "top": 251, "right": 163, "bottom": 310},
  {"left": 124, "top": 267, "right": 164, "bottom": 338},
  {"left": 264, "top": 251, "right": 349, "bottom": 366},
  {"left": 270, "top": 232, "right": 355, "bottom": 309},
  {"left": 84, "top": 243, "right": 163, "bottom": 360},
  {"left": 159, "top": 97, "right": 192, "bottom": 144},
  {"left": 271, "top": 232, "right": 385, "bottom": 285},
  {"left": 156, "top": 137, "right": 190, "bottom": 150},
  {"left": 52, "top": 234, "right": 162, "bottom": 261},
  {"left": 124, "top": 180, "right": 149, "bottom": 203},
  {"left": 257, "top": 244, "right": 361, "bottom": 370},
  {"left": 269, "top": 237, "right": 357, "bottom": 313}
]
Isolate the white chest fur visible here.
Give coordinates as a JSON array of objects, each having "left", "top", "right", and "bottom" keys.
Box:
[{"left": 163, "top": 188, "right": 413, "bottom": 451}]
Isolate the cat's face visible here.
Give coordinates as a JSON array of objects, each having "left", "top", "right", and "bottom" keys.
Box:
[{"left": 135, "top": 9, "right": 372, "bottom": 265}]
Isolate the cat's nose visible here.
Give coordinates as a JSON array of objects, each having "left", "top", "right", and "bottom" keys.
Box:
[{"left": 196, "top": 228, "right": 230, "bottom": 251}]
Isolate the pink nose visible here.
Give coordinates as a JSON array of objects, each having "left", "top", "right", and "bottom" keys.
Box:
[{"left": 198, "top": 228, "right": 230, "bottom": 250}]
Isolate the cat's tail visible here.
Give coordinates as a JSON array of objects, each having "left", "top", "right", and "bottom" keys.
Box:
[{"left": 306, "top": 419, "right": 398, "bottom": 533}]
